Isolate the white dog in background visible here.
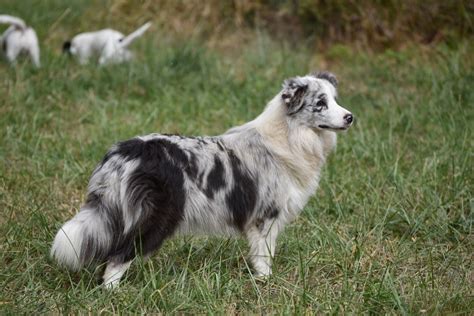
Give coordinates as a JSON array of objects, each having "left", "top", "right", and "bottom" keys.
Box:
[
  {"left": 63, "top": 22, "right": 152, "bottom": 65},
  {"left": 0, "top": 15, "right": 40, "bottom": 67}
]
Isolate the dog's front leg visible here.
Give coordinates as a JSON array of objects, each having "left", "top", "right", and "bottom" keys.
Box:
[{"left": 246, "top": 219, "right": 281, "bottom": 277}]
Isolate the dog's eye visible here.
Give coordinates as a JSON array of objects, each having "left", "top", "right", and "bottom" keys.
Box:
[{"left": 315, "top": 99, "right": 327, "bottom": 110}]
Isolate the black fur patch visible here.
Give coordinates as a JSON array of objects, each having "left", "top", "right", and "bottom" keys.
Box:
[
  {"left": 204, "top": 156, "right": 226, "bottom": 199},
  {"left": 92, "top": 138, "right": 190, "bottom": 262},
  {"left": 122, "top": 139, "right": 187, "bottom": 260},
  {"left": 113, "top": 138, "right": 145, "bottom": 161},
  {"left": 254, "top": 203, "right": 279, "bottom": 232},
  {"left": 263, "top": 203, "right": 279, "bottom": 219},
  {"left": 2, "top": 39, "right": 7, "bottom": 53},
  {"left": 313, "top": 71, "right": 338, "bottom": 87},
  {"left": 113, "top": 137, "right": 200, "bottom": 181},
  {"left": 62, "top": 41, "right": 71, "bottom": 54},
  {"left": 185, "top": 151, "right": 199, "bottom": 180},
  {"left": 226, "top": 151, "right": 257, "bottom": 230},
  {"left": 282, "top": 78, "right": 309, "bottom": 115}
]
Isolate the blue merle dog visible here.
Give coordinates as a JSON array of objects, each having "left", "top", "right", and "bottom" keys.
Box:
[{"left": 51, "top": 72, "right": 354, "bottom": 288}]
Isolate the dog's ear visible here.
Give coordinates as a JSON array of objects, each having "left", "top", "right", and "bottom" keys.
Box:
[
  {"left": 62, "top": 41, "right": 71, "bottom": 54},
  {"left": 312, "top": 71, "right": 338, "bottom": 87},
  {"left": 282, "top": 77, "right": 308, "bottom": 115}
]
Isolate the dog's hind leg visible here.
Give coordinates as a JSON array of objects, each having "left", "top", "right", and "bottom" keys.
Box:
[
  {"left": 5, "top": 41, "right": 20, "bottom": 65},
  {"left": 246, "top": 219, "right": 281, "bottom": 277},
  {"left": 102, "top": 216, "right": 176, "bottom": 288},
  {"left": 28, "top": 42, "right": 40, "bottom": 67},
  {"left": 25, "top": 29, "right": 40, "bottom": 67},
  {"left": 103, "top": 260, "right": 132, "bottom": 289},
  {"left": 101, "top": 233, "right": 165, "bottom": 289}
]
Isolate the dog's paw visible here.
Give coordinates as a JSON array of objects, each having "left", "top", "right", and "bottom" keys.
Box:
[
  {"left": 253, "top": 270, "right": 272, "bottom": 282},
  {"left": 103, "top": 279, "right": 121, "bottom": 290}
]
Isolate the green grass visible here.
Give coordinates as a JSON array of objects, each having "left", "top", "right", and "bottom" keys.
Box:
[{"left": 1, "top": 3, "right": 473, "bottom": 314}]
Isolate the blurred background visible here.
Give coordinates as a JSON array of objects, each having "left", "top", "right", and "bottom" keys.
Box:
[
  {"left": 103, "top": 0, "right": 473, "bottom": 50},
  {"left": 2, "top": 0, "right": 473, "bottom": 52}
]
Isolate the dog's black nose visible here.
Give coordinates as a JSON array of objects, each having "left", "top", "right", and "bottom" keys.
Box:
[{"left": 344, "top": 113, "right": 353, "bottom": 124}]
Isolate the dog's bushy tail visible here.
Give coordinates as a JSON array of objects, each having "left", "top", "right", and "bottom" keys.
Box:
[
  {"left": 0, "top": 14, "right": 27, "bottom": 30},
  {"left": 51, "top": 207, "right": 112, "bottom": 271},
  {"left": 119, "top": 22, "right": 152, "bottom": 48}
]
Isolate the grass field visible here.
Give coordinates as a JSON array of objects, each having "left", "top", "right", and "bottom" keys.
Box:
[{"left": 1, "top": 2, "right": 473, "bottom": 314}]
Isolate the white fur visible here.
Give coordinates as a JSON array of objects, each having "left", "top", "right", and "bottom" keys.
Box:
[
  {"left": 0, "top": 15, "right": 40, "bottom": 67},
  {"left": 51, "top": 208, "right": 110, "bottom": 270},
  {"left": 66, "top": 22, "right": 151, "bottom": 65},
  {"left": 103, "top": 261, "right": 132, "bottom": 289}
]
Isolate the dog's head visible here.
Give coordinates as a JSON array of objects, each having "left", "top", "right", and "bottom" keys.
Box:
[{"left": 282, "top": 72, "right": 353, "bottom": 132}]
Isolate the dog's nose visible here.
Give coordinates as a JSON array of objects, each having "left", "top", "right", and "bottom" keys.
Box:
[{"left": 344, "top": 113, "right": 353, "bottom": 124}]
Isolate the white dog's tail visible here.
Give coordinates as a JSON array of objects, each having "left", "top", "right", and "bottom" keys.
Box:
[
  {"left": 0, "top": 14, "right": 27, "bottom": 30},
  {"left": 119, "top": 22, "right": 152, "bottom": 48},
  {"left": 51, "top": 207, "right": 113, "bottom": 271}
]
